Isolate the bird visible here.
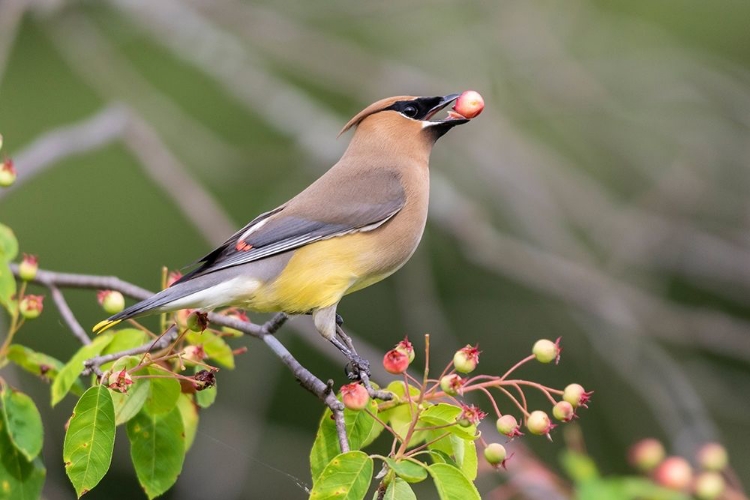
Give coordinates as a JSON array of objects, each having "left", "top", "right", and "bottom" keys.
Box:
[{"left": 93, "top": 93, "right": 477, "bottom": 359}]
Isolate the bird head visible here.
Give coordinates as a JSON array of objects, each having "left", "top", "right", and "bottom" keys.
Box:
[{"left": 339, "top": 94, "right": 471, "bottom": 143}]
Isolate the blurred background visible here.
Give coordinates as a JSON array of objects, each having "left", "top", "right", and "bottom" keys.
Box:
[{"left": 1, "top": 0, "right": 749, "bottom": 498}]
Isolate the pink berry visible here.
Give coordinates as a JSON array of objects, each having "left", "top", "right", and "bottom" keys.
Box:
[
  {"left": 340, "top": 383, "right": 369, "bottom": 411},
  {"left": 453, "top": 90, "right": 484, "bottom": 119},
  {"left": 457, "top": 404, "right": 487, "bottom": 427},
  {"left": 526, "top": 410, "right": 555, "bottom": 437},
  {"left": 654, "top": 456, "right": 693, "bottom": 491},
  {"left": 453, "top": 344, "right": 480, "bottom": 373},
  {"left": 694, "top": 471, "right": 725, "bottom": 500},
  {"left": 19, "top": 295, "right": 44, "bottom": 319},
  {"left": 107, "top": 369, "right": 134, "bottom": 393},
  {"left": 532, "top": 338, "right": 561, "bottom": 364},
  {"left": 484, "top": 443, "right": 507, "bottom": 465},
  {"left": 394, "top": 337, "right": 415, "bottom": 363},
  {"left": 628, "top": 438, "right": 665, "bottom": 472},
  {"left": 496, "top": 415, "right": 523, "bottom": 438},
  {"left": 383, "top": 349, "right": 409, "bottom": 374},
  {"left": 696, "top": 443, "right": 728, "bottom": 472},
  {"left": 181, "top": 345, "right": 206, "bottom": 364},
  {"left": 0, "top": 158, "right": 16, "bottom": 187},
  {"left": 18, "top": 254, "right": 38, "bottom": 281},
  {"left": 563, "top": 383, "right": 592, "bottom": 408},
  {"left": 97, "top": 290, "right": 125, "bottom": 315},
  {"left": 439, "top": 373, "right": 464, "bottom": 396},
  {"left": 552, "top": 401, "right": 575, "bottom": 422}
]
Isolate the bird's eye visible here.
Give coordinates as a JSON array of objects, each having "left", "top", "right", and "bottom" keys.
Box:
[{"left": 402, "top": 105, "right": 418, "bottom": 118}]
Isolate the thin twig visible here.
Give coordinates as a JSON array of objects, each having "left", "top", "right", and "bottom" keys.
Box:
[
  {"left": 82, "top": 325, "right": 179, "bottom": 377},
  {"left": 48, "top": 285, "right": 91, "bottom": 346}
]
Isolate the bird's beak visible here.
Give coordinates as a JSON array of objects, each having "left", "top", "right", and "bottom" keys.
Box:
[{"left": 424, "top": 93, "right": 470, "bottom": 128}]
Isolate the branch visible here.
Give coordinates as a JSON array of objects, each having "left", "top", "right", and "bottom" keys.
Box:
[
  {"left": 48, "top": 284, "right": 91, "bottom": 346},
  {"left": 9, "top": 264, "right": 350, "bottom": 452}
]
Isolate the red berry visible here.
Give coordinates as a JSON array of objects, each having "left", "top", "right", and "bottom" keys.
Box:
[
  {"left": 453, "top": 90, "right": 484, "bottom": 119},
  {"left": 696, "top": 443, "right": 728, "bottom": 472},
  {"left": 484, "top": 443, "right": 507, "bottom": 465},
  {"left": 453, "top": 344, "right": 480, "bottom": 373},
  {"left": 457, "top": 404, "right": 486, "bottom": 427},
  {"left": 394, "top": 337, "right": 415, "bottom": 363},
  {"left": 107, "top": 369, "right": 134, "bottom": 393},
  {"left": 526, "top": 410, "right": 555, "bottom": 437},
  {"left": 340, "top": 383, "right": 369, "bottom": 411},
  {"left": 383, "top": 349, "right": 409, "bottom": 374},
  {"left": 18, "top": 254, "right": 38, "bottom": 281},
  {"left": 552, "top": 401, "right": 575, "bottom": 422},
  {"left": 439, "top": 374, "right": 464, "bottom": 396},
  {"left": 19, "top": 295, "right": 44, "bottom": 319},
  {"left": 654, "top": 456, "right": 693, "bottom": 491},
  {"left": 628, "top": 438, "right": 665, "bottom": 472}
]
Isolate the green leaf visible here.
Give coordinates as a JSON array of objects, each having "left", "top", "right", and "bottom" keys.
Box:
[
  {"left": 427, "top": 463, "right": 480, "bottom": 500},
  {"left": 63, "top": 385, "right": 116, "bottom": 498},
  {"left": 425, "top": 449, "right": 458, "bottom": 468},
  {"left": 560, "top": 449, "right": 600, "bottom": 484},
  {"left": 0, "top": 384, "right": 43, "bottom": 461},
  {"left": 194, "top": 382, "right": 216, "bottom": 408},
  {"left": 176, "top": 394, "right": 199, "bottom": 452},
  {"left": 0, "top": 262, "right": 16, "bottom": 316},
  {"left": 127, "top": 407, "right": 185, "bottom": 499},
  {"left": 419, "top": 404, "right": 476, "bottom": 441},
  {"left": 309, "top": 451, "right": 373, "bottom": 500},
  {"left": 109, "top": 357, "right": 150, "bottom": 426},
  {"left": 381, "top": 478, "right": 416, "bottom": 500},
  {"left": 142, "top": 366, "right": 180, "bottom": 415},
  {"left": 576, "top": 477, "right": 692, "bottom": 500},
  {"left": 384, "top": 458, "right": 427, "bottom": 483},
  {"left": 186, "top": 330, "right": 235, "bottom": 369},
  {"left": 52, "top": 335, "right": 113, "bottom": 406},
  {"left": 100, "top": 329, "right": 148, "bottom": 371},
  {"left": 0, "top": 223, "right": 18, "bottom": 262},
  {"left": 310, "top": 399, "right": 378, "bottom": 483},
  {"left": 7, "top": 344, "right": 64, "bottom": 380},
  {"left": 379, "top": 382, "right": 423, "bottom": 443},
  {"left": 451, "top": 436, "right": 477, "bottom": 481},
  {"left": 0, "top": 416, "right": 46, "bottom": 500}
]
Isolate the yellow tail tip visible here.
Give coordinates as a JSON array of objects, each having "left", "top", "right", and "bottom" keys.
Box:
[{"left": 93, "top": 319, "right": 121, "bottom": 334}]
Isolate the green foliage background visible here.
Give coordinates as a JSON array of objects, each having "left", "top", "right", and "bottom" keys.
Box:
[{"left": 1, "top": 1, "right": 749, "bottom": 498}]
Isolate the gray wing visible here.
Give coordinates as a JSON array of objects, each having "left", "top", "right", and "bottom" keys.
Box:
[{"left": 174, "top": 168, "right": 405, "bottom": 284}]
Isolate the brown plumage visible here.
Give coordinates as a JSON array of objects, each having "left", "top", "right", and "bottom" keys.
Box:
[{"left": 94, "top": 93, "right": 474, "bottom": 353}]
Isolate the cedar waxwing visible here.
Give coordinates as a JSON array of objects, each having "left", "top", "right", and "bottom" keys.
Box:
[{"left": 94, "top": 93, "right": 476, "bottom": 351}]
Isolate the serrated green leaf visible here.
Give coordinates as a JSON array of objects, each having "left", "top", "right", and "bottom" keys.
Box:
[
  {"left": 63, "top": 385, "right": 116, "bottom": 498},
  {"left": 384, "top": 458, "right": 427, "bottom": 483},
  {"left": 176, "top": 394, "right": 198, "bottom": 452},
  {"left": 127, "top": 407, "right": 185, "bottom": 499},
  {"left": 309, "top": 451, "right": 372, "bottom": 500},
  {"left": 109, "top": 357, "right": 149, "bottom": 426},
  {"left": 0, "top": 415, "right": 46, "bottom": 500},
  {"left": 142, "top": 367, "right": 180, "bottom": 415},
  {"left": 427, "top": 463, "right": 480, "bottom": 500},
  {"left": 185, "top": 330, "right": 235, "bottom": 369},
  {"left": 52, "top": 335, "right": 113, "bottom": 407},
  {"left": 424, "top": 429, "right": 453, "bottom": 456},
  {"left": 0, "top": 224, "right": 18, "bottom": 263},
  {"left": 0, "top": 263, "right": 16, "bottom": 316},
  {"left": 310, "top": 399, "right": 378, "bottom": 483},
  {"left": 0, "top": 384, "right": 43, "bottom": 461},
  {"left": 381, "top": 478, "right": 416, "bottom": 500},
  {"left": 419, "top": 404, "right": 476, "bottom": 440}
]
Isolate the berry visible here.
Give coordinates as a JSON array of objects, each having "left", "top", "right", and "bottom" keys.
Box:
[
  {"left": 526, "top": 410, "right": 555, "bottom": 437},
  {"left": 193, "top": 369, "right": 216, "bottom": 390},
  {"left": 696, "top": 443, "right": 728, "bottom": 472},
  {"left": 453, "top": 344, "right": 480, "bottom": 373},
  {"left": 394, "top": 337, "right": 415, "bottom": 363},
  {"left": 532, "top": 338, "right": 561, "bottom": 364},
  {"left": 552, "top": 401, "right": 575, "bottom": 422},
  {"left": 628, "top": 438, "right": 665, "bottom": 472},
  {"left": 107, "top": 369, "right": 134, "bottom": 393},
  {"left": 186, "top": 311, "right": 208, "bottom": 332},
  {"left": 496, "top": 415, "right": 523, "bottom": 438},
  {"left": 484, "top": 443, "right": 507, "bottom": 465},
  {"left": 18, "top": 254, "right": 38, "bottom": 281},
  {"left": 439, "top": 374, "right": 464, "bottom": 396},
  {"left": 0, "top": 158, "right": 16, "bottom": 187},
  {"left": 19, "top": 295, "right": 44, "bottom": 319},
  {"left": 181, "top": 345, "right": 206, "bottom": 364},
  {"left": 562, "top": 383, "right": 592, "bottom": 408},
  {"left": 340, "top": 383, "right": 369, "bottom": 411},
  {"left": 383, "top": 349, "right": 409, "bottom": 374},
  {"left": 654, "top": 456, "right": 693, "bottom": 491},
  {"left": 453, "top": 90, "right": 484, "bottom": 119},
  {"left": 694, "top": 471, "right": 725, "bottom": 500},
  {"left": 97, "top": 290, "right": 125, "bottom": 315}
]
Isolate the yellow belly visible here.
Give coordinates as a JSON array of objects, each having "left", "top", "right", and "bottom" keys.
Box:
[{"left": 244, "top": 233, "right": 392, "bottom": 314}]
